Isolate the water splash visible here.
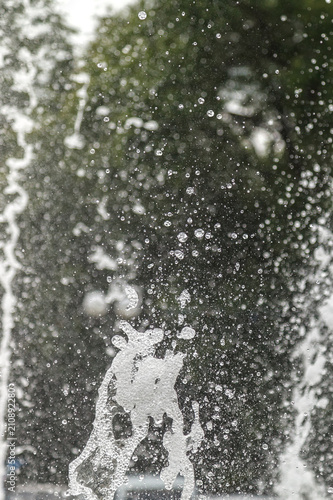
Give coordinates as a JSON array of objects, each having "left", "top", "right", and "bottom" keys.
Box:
[
  {"left": 0, "top": 33, "right": 36, "bottom": 500},
  {"left": 68, "top": 319, "right": 203, "bottom": 500},
  {"left": 276, "top": 229, "right": 330, "bottom": 499},
  {"left": 277, "top": 322, "right": 327, "bottom": 499}
]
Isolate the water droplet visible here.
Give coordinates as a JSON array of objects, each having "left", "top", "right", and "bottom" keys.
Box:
[
  {"left": 178, "top": 326, "right": 196, "bottom": 339},
  {"left": 83, "top": 291, "right": 107, "bottom": 316},
  {"left": 194, "top": 228, "right": 204, "bottom": 239},
  {"left": 262, "top": 443, "right": 268, "bottom": 450},
  {"left": 138, "top": 11, "right": 147, "bottom": 20},
  {"left": 174, "top": 250, "right": 184, "bottom": 260},
  {"left": 225, "top": 389, "right": 234, "bottom": 399},
  {"left": 207, "top": 110, "right": 214, "bottom": 117},
  {"left": 198, "top": 97, "right": 205, "bottom": 104},
  {"left": 177, "top": 232, "right": 188, "bottom": 243}
]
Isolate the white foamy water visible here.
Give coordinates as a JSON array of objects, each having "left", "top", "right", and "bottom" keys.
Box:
[
  {"left": 276, "top": 229, "right": 331, "bottom": 499},
  {"left": 68, "top": 318, "right": 203, "bottom": 500},
  {"left": 276, "top": 323, "right": 327, "bottom": 499},
  {"left": 0, "top": 36, "right": 36, "bottom": 500}
]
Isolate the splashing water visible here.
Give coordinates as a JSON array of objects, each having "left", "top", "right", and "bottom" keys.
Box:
[
  {"left": 68, "top": 291, "right": 203, "bottom": 500},
  {"left": 276, "top": 230, "right": 330, "bottom": 499},
  {"left": 276, "top": 321, "right": 327, "bottom": 499},
  {"left": 0, "top": 46, "right": 36, "bottom": 500}
]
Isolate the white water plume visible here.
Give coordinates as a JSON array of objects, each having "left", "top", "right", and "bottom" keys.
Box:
[
  {"left": 0, "top": 47, "right": 36, "bottom": 500},
  {"left": 276, "top": 227, "right": 331, "bottom": 499},
  {"left": 277, "top": 323, "right": 327, "bottom": 499},
  {"left": 68, "top": 320, "right": 203, "bottom": 500}
]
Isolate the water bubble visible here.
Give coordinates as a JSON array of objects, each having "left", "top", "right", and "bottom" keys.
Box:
[
  {"left": 83, "top": 291, "right": 107, "bottom": 316},
  {"left": 198, "top": 97, "right": 205, "bottom": 104},
  {"left": 262, "top": 443, "right": 268, "bottom": 450},
  {"left": 194, "top": 228, "right": 204, "bottom": 239},
  {"left": 174, "top": 250, "right": 184, "bottom": 260},
  {"left": 177, "top": 289, "right": 191, "bottom": 308},
  {"left": 186, "top": 187, "right": 195, "bottom": 195},
  {"left": 206, "top": 421, "right": 213, "bottom": 430},
  {"left": 155, "top": 149, "right": 163, "bottom": 156},
  {"left": 178, "top": 326, "right": 196, "bottom": 339},
  {"left": 225, "top": 389, "right": 234, "bottom": 399},
  {"left": 207, "top": 110, "right": 215, "bottom": 117},
  {"left": 138, "top": 11, "right": 147, "bottom": 20},
  {"left": 177, "top": 232, "right": 188, "bottom": 243}
]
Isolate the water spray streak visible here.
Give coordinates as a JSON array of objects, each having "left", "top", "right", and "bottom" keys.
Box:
[
  {"left": 64, "top": 73, "right": 90, "bottom": 150},
  {"left": 0, "top": 50, "right": 36, "bottom": 500},
  {"left": 277, "top": 230, "right": 330, "bottom": 499},
  {"left": 277, "top": 322, "right": 327, "bottom": 499}
]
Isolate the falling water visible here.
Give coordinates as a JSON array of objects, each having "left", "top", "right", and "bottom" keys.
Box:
[
  {"left": 69, "top": 287, "right": 203, "bottom": 500},
  {"left": 0, "top": 51, "right": 36, "bottom": 500},
  {"left": 277, "top": 321, "right": 327, "bottom": 499},
  {"left": 64, "top": 72, "right": 90, "bottom": 150},
  {"left": 276, "top": 232, "right": 330, "bottom": 499}
]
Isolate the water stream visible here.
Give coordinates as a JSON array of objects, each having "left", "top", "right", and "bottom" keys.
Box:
[
  {"left": 69, "top": 288, "right": 203, "bottom": 500},
  {"left": 276, "top": 232, "right": 331, "bottom": 499},
  {"left": 0, "top": 40, "right": 36, "bottom": 500},
  {"left": 276, "top": 321, "right": 327, "bottom": 499}
]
